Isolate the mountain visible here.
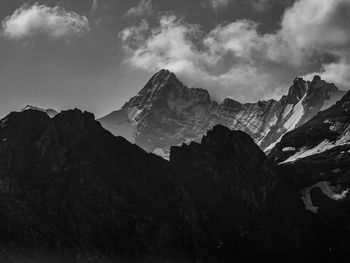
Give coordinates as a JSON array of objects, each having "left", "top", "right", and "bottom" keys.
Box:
[
  {"left": 1, "top": 109, "right": 350, "bottom": 261},
  {"left": 22, "top": 105, "right": 58, "bottom": 118},
  {"left": 268, "top": 91, "right": 350, "bottom": 261},
  {"left": 0, "top": 109, "right": 217, "bottom": 262},
  {"left": 97, "top": 109, "right": 134, "bottom": 143},
  {"left": 168, "top": 125, "right": 339, "bottom": 262},
  {"left": 99, "top": 70, "right": 346, "bottom": 157},
  {"left": 0, "top": 109, "right": 280, "bottom": 261},
  {"left": 269, "top": 89, "right": 350, "bottom": 171}
]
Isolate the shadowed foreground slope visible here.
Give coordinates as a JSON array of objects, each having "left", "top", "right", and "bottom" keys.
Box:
[{"left": 0, "top": 109, "right": 350, "bottom": 262}]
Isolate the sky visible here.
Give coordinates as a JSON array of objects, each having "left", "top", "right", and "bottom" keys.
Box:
[{"left": 0, "top": 0, "right": 349, "bottom": 118}]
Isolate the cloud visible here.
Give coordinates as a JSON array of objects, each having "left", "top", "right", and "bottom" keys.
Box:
[
  {"left": 120, "top": 16, "right": 281, "bottom": 102},
  {"left": 250, "top": 0, "right": 271, "bottom": 12},
  {"left": 280, "top": 0, "right": 350, "bottom": 88},
  {"left": 120, "top": 0, "right": 350, "bottom": 102},
  {"left": 280, "top": 0, "right": 350, "bottom": 55},
  {"left": 1, "top": 3, "right": 90, "bottom": 40},
  {"left": 125, "top": 0, "right": 154, "bottom": 18},
  {"left": 208, "top": 0, "right": 232, "bottom": 11},
  {"left": 90, "top": 0, "right": 98, "bottom": 14},
  {"left": 303, "top": 59, "right": 350, "bottom": 87}
]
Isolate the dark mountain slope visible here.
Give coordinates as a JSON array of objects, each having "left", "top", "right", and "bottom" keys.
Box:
[
  {"left": 0, "top": 109, "right": 216, "bottom": 262},
  {"left": 268, "top": 90, "right": 350, "bottom": 262},
  {"left": 1, "top": 108, "right": 350, "bottom": 262},
  {"left": 169, "top": 125, "right": 333, "bottom": 263}
]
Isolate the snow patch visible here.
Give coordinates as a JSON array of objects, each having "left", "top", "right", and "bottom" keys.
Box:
[
  {"left": 283, "top": 94, "right": 306, "bottom": 132},
  {"left": 282, "top": 104, "right": 293, "bottom": 119},
  {"left": 301, "top": 181, "right": 349, "bottom": 213},
  {"left": 282, "top": 147, "right": 296, "bottom": 152},
  {"left": 126, "top": 107, "right": 144, "bottom": 126},
  {"left": 282, "top": 129, "right": 350, "bottom": 163},
  {"left": 301, "top": 188, "right": 319, "bottom": 213},
  {"left": 264, "top": 134, "right": 284, "bottom": 153},
  {"left": 153, "top": 148, "right": 169, "bottom": 160}
]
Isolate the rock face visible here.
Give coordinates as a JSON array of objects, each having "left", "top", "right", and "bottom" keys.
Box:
[
  {"left": 99, "top": 71, "right": 346, "bottom": 157},
  {"left": 270, "top": 90, "right": 350, "bottom": 165}
]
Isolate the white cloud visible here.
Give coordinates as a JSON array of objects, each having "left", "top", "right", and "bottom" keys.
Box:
[
  {"left": 1, "top": 3, "right": 90, "bottom": 40},
  {"left": 303, "top": 60, "right": 350, "bottom": 87},
  {"left": 208, "top": 0, "right": 232, "bottom": 11},
  {"left": 282, "top": 0, "right": 350, "bottom": 88},
  {"left": 125, "top": 0, "right": 154, "bottom": 18},
  {"left": 120, "top": 16, "right": 281, "bottom": 102},
  {"left": 280, "top": 0, "right": 350, "bottom": 56},
  {"left": 120, "top": 0, "right": 350, "bottom": 102}
]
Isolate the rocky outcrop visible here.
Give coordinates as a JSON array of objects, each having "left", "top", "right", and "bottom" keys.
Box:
[{"left": 99, "top": 70, "right": 346, "bottom": 157}]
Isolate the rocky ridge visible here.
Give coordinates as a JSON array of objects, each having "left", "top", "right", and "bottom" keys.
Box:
[
  {"left": 99, "top": 70, "right": 346, "bottom": 157},
  {"left": 22, "top": 105, "right": 58, "bottom": 118}
]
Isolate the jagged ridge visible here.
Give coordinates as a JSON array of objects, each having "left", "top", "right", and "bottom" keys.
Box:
[{"left": 99, "top": 70, "right": 346, "bottom": 157}]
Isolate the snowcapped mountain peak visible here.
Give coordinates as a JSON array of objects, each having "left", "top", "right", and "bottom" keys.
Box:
[
  {"left": 21, "top": 105, "right": 58, "bottom": 118},
  {"left": 124, "top": 70, "right": 185, "bottom": 110},
  {"left": 147, "top": 69, "right": 178, "bottom": 88},
  {"left": 22, "top": 105, "right": 45, "bottom": 111}
]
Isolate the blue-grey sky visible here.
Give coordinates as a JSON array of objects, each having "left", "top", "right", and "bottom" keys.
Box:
[{"left": 0, "top": 0, "right": 349, "bottom": 118}]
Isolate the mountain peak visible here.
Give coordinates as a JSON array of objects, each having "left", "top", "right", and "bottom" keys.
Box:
[
  {"left": 150, "top": 69, "right": 177, "bottom": 84},
  {"left": 286, "top": 77, "right": 307, "bottom": 104},
  {"left": 22, "top": 105, "right": 43, "bottom": 111},
  {"left": 220, "top": 98, "right": 242, "bottom": 109},
  {"left": 171, "top": 125, "right": 265, "bottom": 163},
  {"left": 22, "top": 105, "right": 58, "bottom": 118},
  {"left": 170, "top": 124, "right": 269, "bottom": 183},
  {"left": 202, "top": 125, "right": 261, "bottom": 152},
  {"left": 312, "top": 75, "right": 322, "bottom": 82},
  {"left": 308, "top": 75, "right": 338, "bottom": 91}
]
